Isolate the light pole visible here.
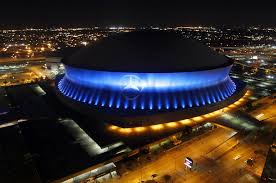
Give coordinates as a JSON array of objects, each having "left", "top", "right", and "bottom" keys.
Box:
[
  {"left": 174, "top": 158, "right": 176, "bottom": 171},
  {"left": 141, "top": 165, "right": 143, "bottom": 183}
]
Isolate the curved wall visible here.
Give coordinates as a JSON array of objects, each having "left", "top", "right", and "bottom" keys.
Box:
[
  {"left": 56, "top": 78, "right": 246, "bottom": 127},
  {"left": 57, "top": 65, "right": 236, "bottom": 111},
  {"left": 64, "top": 65, "right": 232, "bottom": 91}
]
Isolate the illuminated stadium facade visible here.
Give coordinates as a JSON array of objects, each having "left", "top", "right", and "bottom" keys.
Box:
[{"left": 56, "top": 31, "right": 246, "bottom": 127}]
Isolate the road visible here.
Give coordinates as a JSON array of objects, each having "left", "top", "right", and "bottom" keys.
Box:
[
  {"left": 0, "top": 57, "right": 62, "bottom": 86},
  {"left": 104, "top": 94, "right": 276, "bottom": 183},
  {"left": 249, "top": 94, "right": 276, "bottom": 125},
  {"left": 106, "top": 126, "right": 268, "bottom": 183}
]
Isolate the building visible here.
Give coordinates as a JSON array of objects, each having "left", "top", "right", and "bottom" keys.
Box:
[{"left": 56, "top": 31, "right": 246, "bottom": 128}]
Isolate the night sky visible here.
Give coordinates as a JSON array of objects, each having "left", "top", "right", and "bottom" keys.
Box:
[{"left": 1, "top": 1, "right": 276, "bottom": 27}]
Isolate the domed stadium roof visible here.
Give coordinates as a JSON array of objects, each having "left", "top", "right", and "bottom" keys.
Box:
[{"left": 62, "top": 31, "right": 232, "bottom": 73}]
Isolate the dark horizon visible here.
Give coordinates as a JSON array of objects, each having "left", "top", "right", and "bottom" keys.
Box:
[{"left": 1, "top": 1, "right": 276, "bottom": 28}]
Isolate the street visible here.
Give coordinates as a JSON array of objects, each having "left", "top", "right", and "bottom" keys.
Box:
[{"left": 107, "top": 125, "right": 268, "bottom": 183}]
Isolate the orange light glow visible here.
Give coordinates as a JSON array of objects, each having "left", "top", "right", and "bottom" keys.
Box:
[
  {"left": 134, "top": 127, "right": 146, "bottom": 132},
  {"left": 150, "top": 124, "right": 165, "bottom": 130},
  {"left": 166, "top": 122, "right": 178, "bottom": 128},
  {"left": 192, "top": 116, "right": 204, "bottom": 122},
  {"left": 213, "top": 110, "right": 221, "bottom": 115},
  {"left": 179, "top": 119, "right": 193, "bottom": 125},
  {"left": 239, "top": 98, "right": 245, "bottom": 102},
  {"left": 203, "top": 114, "right": 212, "bottom": 118},
  {"left": 109, "top": 125, "right": 119, "bottom": 130},
  {"left": 107, "top": 90, "right": 251, "bottom": 135},
  {"left": 119, "top": 128, "right": 132, "bottom": 133}
]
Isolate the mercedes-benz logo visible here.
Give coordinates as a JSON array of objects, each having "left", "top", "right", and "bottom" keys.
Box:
[{"left": 120, "top": 75, "right": 144, "bottom": 100}]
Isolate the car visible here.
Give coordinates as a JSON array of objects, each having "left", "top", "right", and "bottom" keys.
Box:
[
  {"left": 233, "top": 155, "right": 241, "bottom": 160},
  {"left": 245, "top": 158, "right": 254, "bottom": 166},
  {"left": 173, "top": 140, "right": 182, "bottom": 146},
  {"left": 271, "top": 143, "right": 276, "bottom": 153}
]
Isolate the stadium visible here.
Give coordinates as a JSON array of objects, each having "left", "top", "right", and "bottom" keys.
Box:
[{"left": 56, "top": 31, "right": 246, "bottom": 127}]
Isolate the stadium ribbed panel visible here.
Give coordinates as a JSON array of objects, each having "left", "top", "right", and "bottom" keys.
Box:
[{"left": 57, "top": 74, "right": 236, "bottom": 111}]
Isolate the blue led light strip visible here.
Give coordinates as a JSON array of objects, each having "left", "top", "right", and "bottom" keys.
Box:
[
  {"left": 64, "top": 65, "right": 232, "bottom": 91},
  {"left": 58, "top": 76, "right": 236, "bottom": 111}
]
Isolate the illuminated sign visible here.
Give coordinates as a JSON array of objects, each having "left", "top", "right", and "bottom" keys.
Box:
[
  {"left": 120, "top": 75, "right": 144, "bottom": 100},
  {"left": 184, "top": 157, "right": 193, "bottom": 168}
]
